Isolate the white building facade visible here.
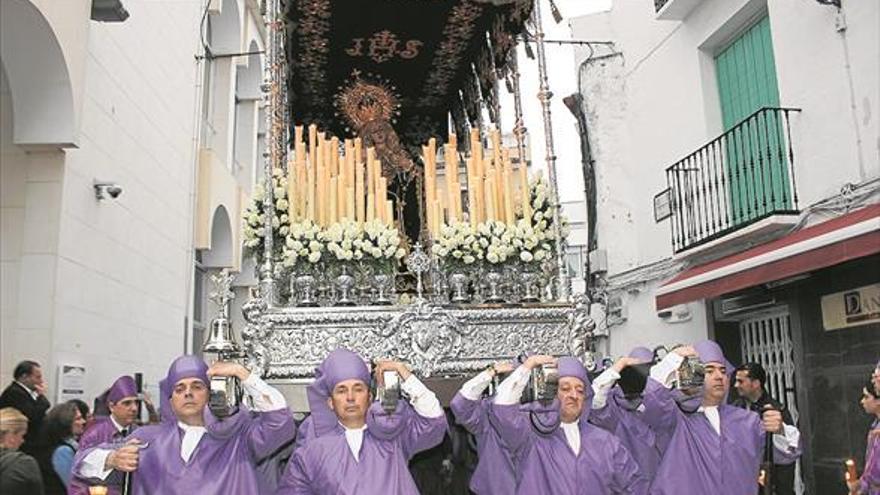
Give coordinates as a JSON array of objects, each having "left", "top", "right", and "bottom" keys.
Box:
[
  {"left": 570, "top": 0, "right": 878, "bottom": 490},
  {"left": 1, "top": 0, "right": 266, "bottom": 408}
]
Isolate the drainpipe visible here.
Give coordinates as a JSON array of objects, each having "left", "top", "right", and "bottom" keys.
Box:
[{"left": 562, "top": 92, "right": 597, "bottom": 293}]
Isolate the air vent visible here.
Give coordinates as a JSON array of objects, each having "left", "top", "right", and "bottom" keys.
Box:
[{"left": 720, "top": 292, "right": 776, "bottom": 315}]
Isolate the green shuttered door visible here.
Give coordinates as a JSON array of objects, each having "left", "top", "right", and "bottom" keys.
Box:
[{"left": 715, "top": 16, "right": 791, "bottom": 224}]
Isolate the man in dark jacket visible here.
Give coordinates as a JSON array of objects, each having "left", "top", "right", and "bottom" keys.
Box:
[
  {"left": 733, "top": 362, "right": 797, "bottom": 495},
  {"left": 0, "top": 360, "right": 51, "bottom": 456}
]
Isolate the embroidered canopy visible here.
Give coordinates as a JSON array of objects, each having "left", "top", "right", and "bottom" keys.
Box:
[{"left": 284, "top": 0, "right": 533, "bottom": 150}]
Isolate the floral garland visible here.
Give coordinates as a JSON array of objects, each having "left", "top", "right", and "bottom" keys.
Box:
[{"left": 242, "top": 167, "right": 292, "bottom": 266}]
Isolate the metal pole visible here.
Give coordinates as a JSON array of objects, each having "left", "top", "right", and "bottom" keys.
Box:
[
  {"left": 508, "top": 50, "right": 528, "bottom": 177},
  {"left": 259, "top": 0, "right": 287, "bottom": 306},
  {"left": 532, "top": 0, "right": 570, "bottom": 300}
]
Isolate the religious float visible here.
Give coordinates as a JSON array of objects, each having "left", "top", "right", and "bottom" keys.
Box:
[{"left": 206, "top": 0, "right": 599, "bottom": 401}]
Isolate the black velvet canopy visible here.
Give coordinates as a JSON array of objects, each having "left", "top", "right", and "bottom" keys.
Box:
[{"left": 284, "top": 0, "right": 533, "bottom": 150}]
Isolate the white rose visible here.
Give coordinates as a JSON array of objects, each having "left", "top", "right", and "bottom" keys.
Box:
[
  {"left": 395, "top": 248, "right": 406, "bottom": 259},
  {"left": 462, "top": 255, "right": 475, "bottom": 264},
  {"left": 308, "top": 251, "right": 321, "bottom": 263},
  {"left": 520, "top": 251, "right": 534, "bottom": 262},
  {"left": 487, "top": 252, "right": 499, "bottom": 264}
]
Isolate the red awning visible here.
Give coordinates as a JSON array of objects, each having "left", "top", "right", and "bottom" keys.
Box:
[{"left": 656, "top": 204, "right": 880, "bottom": 310}]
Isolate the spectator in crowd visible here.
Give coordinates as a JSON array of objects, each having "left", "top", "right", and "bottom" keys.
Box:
[
  {"left": 0, "top": 407, "right": 45, "bottom": 495},
  {"left": 0, "top": 360, "right": 51, "bottom": 455},
  {"left": 848, "top": 382, "right": 879, "bottom": 495},
  {"left": 69, "top": 399, "right": 91, "bottom": 437},
  {"left": 69, "top": 375, "right": 140, "bottom": 495},
  {"left": 733, "top": 362, "right": 797, "bottom": 495},
  {"left": 37, "top": 401, "right": 87, "bottom": 494},
  {"left": 872, "top": 361, "right": 879, "bottom": 395}
]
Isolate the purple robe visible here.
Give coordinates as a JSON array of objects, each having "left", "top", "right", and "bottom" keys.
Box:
[
  {"left": 643, "top": 378, "right": 798, "bottom": 495},
  {"left": 277, "top": 401, "right": 447, "bottom": 494},
  {"left": 68, "top": 417, "right": 133, "bottom": 495},
  {"left": 73, "top": 405, "right": 294, "bottom": 495},
  {"left": 589, "top": 387, "right": 662, "bottom": 482},
  {"left": 449, "top": 392, "right": 516, "bottom": 495},
  {"left": 491, "top": 399, "right": 648, "bottom": 495}
]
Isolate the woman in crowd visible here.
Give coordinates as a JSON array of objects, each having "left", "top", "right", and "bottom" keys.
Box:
[
  {"left": 848, "top": 381, "right": 880, "bottom": 495},
  {"left": 0, "top": 407, "right": 44, "bottom": 494},
  {"left": 38, "top": 401, "right": 87, "bottom": 494},
  {"left": 69, "top": 399, "right": 92, "bottom": 437}
]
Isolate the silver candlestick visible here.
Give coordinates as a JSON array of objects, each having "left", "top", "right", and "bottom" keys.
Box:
[{"left": 405, "top": 243, "right": 431, "bottom": 301}]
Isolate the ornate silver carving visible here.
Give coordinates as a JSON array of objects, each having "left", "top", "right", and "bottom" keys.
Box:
[{"left": 243, "top": 297, "right": 595, "bottom": 379}]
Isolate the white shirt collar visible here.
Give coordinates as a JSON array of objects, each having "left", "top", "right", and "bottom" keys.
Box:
[
  {"left": 560, "top": 421, "right": 581, "bottom": 455},
  {"left": 110, "top": 415, "right": 126, "bottom": 433},
  {"left": 340, "top": 422, "right": 367, "bottom": 462},
  {"left": 697, "top": 405, "right": 721, "bottom": 435},
  {"left": 14, "top": 381, "right": 38, "bottom": 400},
  {"left": 177, "top": 421, "right": 207, "bottom": 463}
]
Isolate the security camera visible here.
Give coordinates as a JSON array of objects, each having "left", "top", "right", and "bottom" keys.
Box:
[{"left": 94, "top": 181, "right": 123, "bottom": 200}]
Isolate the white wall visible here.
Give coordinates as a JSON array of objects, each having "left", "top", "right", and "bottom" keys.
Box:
[
  {"left": 601, "top": 279, "right": 709, "bottom": 358},
  {"left": 1, "top": 1, "right": 204, "bottom": 402}
]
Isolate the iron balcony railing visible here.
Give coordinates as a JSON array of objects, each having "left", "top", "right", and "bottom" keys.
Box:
[{"left": 665, "top": 107, "right": 801, "bottom": 253}]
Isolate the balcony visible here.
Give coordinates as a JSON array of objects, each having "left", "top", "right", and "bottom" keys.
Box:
[{"left": 664, "top": 107, "right": 802, "bottom": 254}]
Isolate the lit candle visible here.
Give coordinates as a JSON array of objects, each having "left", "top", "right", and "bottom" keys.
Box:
[
  {"left": 347, "top": 186, "right": 355, "bottom": 221},
  {"left": 336, "top": 174, "right": 345, "bottom": 221},
  {"left": 385, "top": 200, "right": 394, "bottom": 227},
  {"left": 329, "top": 177, "right": 338, "bottom": 224},
  {"left": 308, "top": 124, "right": 317, "bottom": 176},
  {"left": 484, "top": 176, "right": 496, "bottom": 221},
  {"left": 330, "top": 136, "right": 340, "bottom": 178},
  {"left": 846, "top": 459, "right": 857, "bottom": 482},
  {"left": 307, "top": 159, "right": 316, "bottom": 222},
  {"left": 366, "top": 194, "right": 375, "bottom": 223},
  {"left": 355, "top": 158, "right": 365, "bottom": 224}
]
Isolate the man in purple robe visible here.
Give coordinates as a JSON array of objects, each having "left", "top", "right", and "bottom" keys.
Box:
[
  {"left": 491, "top": 355, "right": 649, "bottom": 494},
  {"left": 276, "top": 348, "right": 447, "bottom": 494},
  {"left": 72, "top": 355, "right": 295, "bottom": 494},
  {"left": 590, "top": 347, "right": 664, "bottom": 483},
  {"left": 69, "top": 375, "right": 139, "bottom": 495},
  {"left": 645, "top": 340, "right": 801, "bottom": 495},
  {"left": 449, "top": 362, "right": 516, "bottom": 495}
]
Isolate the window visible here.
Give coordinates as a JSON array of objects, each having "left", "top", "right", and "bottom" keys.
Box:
[{"left": 192, "top": 250, "right": 207, "bottom": 356}]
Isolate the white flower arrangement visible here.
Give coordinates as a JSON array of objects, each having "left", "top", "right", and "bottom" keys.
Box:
[
  {"left": 281, "top": 219, "right": 324, "bottom": 267},
  {"left": 433, "top": 173, "right": 567, "bottom": 270},
  {"left": 243, "top": 168, "right": 292, "bottom": 264},
  {"left": 281, "top": 218, "right": 406, "bottom": 272},
  {"left": 432, "top": 222, "right": 484, "bottom": 266}
]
